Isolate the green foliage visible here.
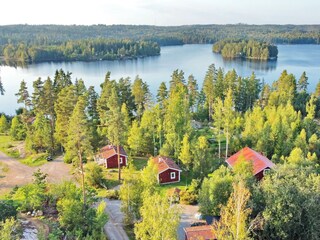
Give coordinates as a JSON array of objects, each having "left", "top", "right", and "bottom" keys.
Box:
[
  {"left": 259, "top": 164, "right": 320, "bottom": 240},
  {"left": 199, "top": 166, "right": 234, "bottom": 215},
  {"left": 85, "top": 162, "right": 106, "bottom": 188},
  {"left": 0, "top": 115, "right": 9, "bottom": 134},
  {"left": 3, "top": 39, "right": 160, "bottom": 64},
  {"left": 0, "top": 217, "right": 21, "bottom": 240},
  {"left": 10, "top": 116, "right": 26, "bottom": 140},
  {"left": 0, "top": 201, "right": 17, "bottom": 222},
  {"left": 213, "top": 181, "right": 252, "bottom": 240},
  {"left": 134, "top": 193, "right": 180, "bottom": 240},
  {"left": 64, "top": 96, "right": 93, "bottom": 164},
  {"left": 213, "top": 39, "right": 278, "bottom": 60},
  {"left": 11, "top": 169, "right": 47, "bottom": 211}
]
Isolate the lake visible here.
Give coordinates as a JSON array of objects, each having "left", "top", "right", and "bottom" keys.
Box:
[{"left": 1, "top": 44, "right": 320, "bottom": 115}]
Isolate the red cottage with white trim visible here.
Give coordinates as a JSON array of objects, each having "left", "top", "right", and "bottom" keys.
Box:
[
  {"left": 153, "top": 156, "right": 182, "bottom": 184},
  {"left": 226, "top": 147, "right": 275, "bottom": 180},
  {"left": 96, "top": 145, "right": 128, "bottom": 168}
]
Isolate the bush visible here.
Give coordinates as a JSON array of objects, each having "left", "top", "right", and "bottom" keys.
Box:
[
  {"left": 0, "top": 201, "right": 17, "bottom": 221},
  {"left": 104, "top": 190, "right": 119, "bottom": 200},
  {"left": 85, "top": 162, "right": 106, "bottom": 188},
  {"left": 179, "top": 190, "right": 198, "bottom": 205}
]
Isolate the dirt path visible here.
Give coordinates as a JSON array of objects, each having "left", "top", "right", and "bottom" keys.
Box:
[
  {"left": 103, "top": 198, "right": 129, "bottom": 240},
  {"left": 0, "top": 151, "right": 74, "bottom": 195}
]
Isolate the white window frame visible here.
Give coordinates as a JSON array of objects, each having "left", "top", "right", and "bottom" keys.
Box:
[
  {"left": 119, "top": 157, "right": 123, "bottom": 164},
  {"left": 170, "top": 172, "right": 176, "bottom": 179}
]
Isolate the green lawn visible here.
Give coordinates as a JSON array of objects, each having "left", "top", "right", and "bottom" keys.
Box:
[
  {"left": 0, "top": 135, "right": 21, "bottom": 158},
  {"left": 0, "top": 135, "right": 49, "bottom": 166},
  {"left": 20, "top": 153, "right": 48, "bottom": 167}
]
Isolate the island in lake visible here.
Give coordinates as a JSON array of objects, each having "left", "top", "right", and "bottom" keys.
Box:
[{"left": 212, "top": 39, "right": 278, "bottom": 60}]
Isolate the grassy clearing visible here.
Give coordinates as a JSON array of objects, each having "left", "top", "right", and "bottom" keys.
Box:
[
  {"left": 0, "top": 135, "right": 21, "bottom": 158},
  {"left": 102, "top": 157, "right": 148, "bottom": 189},
  {"left": 20, "top": 153, "right": 48, "bottom": 167},
  {"left": 156, "top": 172, "right": 191, "bottom": 196}
]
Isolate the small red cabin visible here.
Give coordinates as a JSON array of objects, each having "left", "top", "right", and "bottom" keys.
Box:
[
  {"left": 153, "top": 156, "right": 182, "bottom": 184},
  {"left": 96, "top": 145, "right": 128, "bottom": 168},
  {"left": 226, "top": 147, "right": 275, "bottom": 180}
]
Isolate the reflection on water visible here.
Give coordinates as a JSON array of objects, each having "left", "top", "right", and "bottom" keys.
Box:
[
  {"left": 222, "top": 58, "right": 277, "bottom": 72},
  {"left": 1, "top": 44, "right": 320, "bottom": 115}
]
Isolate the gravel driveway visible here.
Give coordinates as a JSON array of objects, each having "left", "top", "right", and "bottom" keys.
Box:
[
  {"left": 0, "top": 151, "right": 74, "bottom": 195},
  {"left": 178, "top": 204, "right": 200, "bottom": 240}
]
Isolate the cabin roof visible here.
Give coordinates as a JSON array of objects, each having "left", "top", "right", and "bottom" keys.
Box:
[
  {"left": 153, "top": 156, "right": 182, "bottom": 173},
  {"left": 226, "top": 147, "right": 275, "bottom": 175},
  {"left": 99, "top": 145, "right": 127, "bottom": 159},
  {"left": 184, "top": 225, "right": 216, "bottom": 240}
]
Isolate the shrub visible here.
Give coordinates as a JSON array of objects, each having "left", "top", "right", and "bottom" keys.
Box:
[
  {"left": 179, "top": 190, "right": 198, "bottom": 205},
  {"left": 105, "top": 190, "right": 119, "bottom": 200},
  {"left": 0, "top": 201, "right": 17, "bottom": 221}
]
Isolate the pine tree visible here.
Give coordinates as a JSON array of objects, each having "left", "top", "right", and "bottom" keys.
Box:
[
  {"left": 202, "top": 64, "right": 216, "bottom": 120},
  {"left": 16, "top": 79, "right": 31, "bottom": 110},
  {"left": 97, "top": 72, "right": 116, "bottom": 137},
  {"left": 31, "top": 77, "right": 44, "bottom": 114},
  {"left": 187, "top": 75, "right": 199, "bottom": 112},
  {"left": 132, "top": 76, "right": 151, "bottom": 121},
  {"left": 65, "top": 96, "right": 93, "bottom": 204},
  {"left": 156, "top": 82, "right": 168, "bottom": 108},
  {"left": 118, "top": 77, "right": 136, "bottom": 117},
  {"left": 54, "top": 85, "right": 77, "bottom": 150},
  {"left": 87, "top": 86, "right": 100, "bottom": 150},
  {"left": 298, "top": 71, "right": 308, "bottom": 92}
]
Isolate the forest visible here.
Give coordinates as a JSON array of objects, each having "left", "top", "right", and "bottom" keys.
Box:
[
  {"left": 0, "top": 66, "right": 320, "bottom": 239},
  {"left": 2, "top": 39, "right": 160, "bottom": 63},
  {"left": 212, "top": 39, "right": 278, "bottom": 60}
]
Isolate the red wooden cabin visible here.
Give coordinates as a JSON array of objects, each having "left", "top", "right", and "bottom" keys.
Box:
[
  {"left": 96, "top": 145, "right": 128, "bottom": 168},
  {"left": 153, "top": 156, "right": 182, "bottom": 184},
  {"left": 226, "top": 147, "right": 275, "bottom": 180}
]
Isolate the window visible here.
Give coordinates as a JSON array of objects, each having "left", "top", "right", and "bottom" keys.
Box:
[
  {"left": 119, "top": 157, "right": 123, "bottom": 164},
  {"left": 170, "top": 172, "right": 176, "bottom": 179}
]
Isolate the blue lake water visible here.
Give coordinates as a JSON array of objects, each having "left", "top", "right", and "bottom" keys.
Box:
[{"left": 1, "top": 44, "right": 320, "bottom": 115}]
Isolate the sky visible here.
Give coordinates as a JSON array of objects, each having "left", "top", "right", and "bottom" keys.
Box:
[{"left": 0, "top": 0, "right": 319, "bottom": 26}]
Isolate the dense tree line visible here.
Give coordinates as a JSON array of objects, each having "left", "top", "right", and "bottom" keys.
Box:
[
  {"left": 213, "top": 39, "right": 278, "bottom": 60},
  {"left": 2, "top": 39, "right": 160, "bottom": 63},
  {"left": 1, "top": 24, "right": 320, "bottom": 48}
]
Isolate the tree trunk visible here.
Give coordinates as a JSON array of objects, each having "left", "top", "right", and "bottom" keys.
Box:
[
  {"left": 78, "top": 144, "right": 86, "bottom": 206},
  {"left": 117, "top": 145, "right": 121, "bottom": 181},
  {"left": 225, "top": 129, "right": 229, "bottom": 160}
]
